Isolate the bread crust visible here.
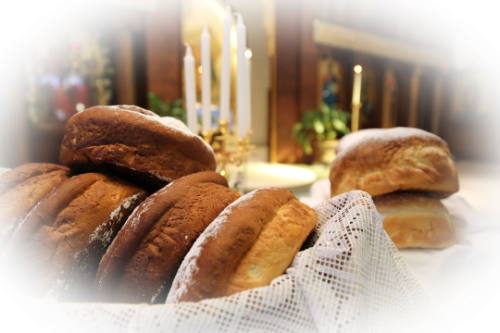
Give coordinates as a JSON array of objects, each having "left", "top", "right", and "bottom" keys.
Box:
[
  {"left": 329, "top": 128, "right": 459, "bottom": 198},
  {"left": 373, "top": 192, "right": 456, "bottom": 249},
  {"left": 167, "top": 187, "right": 318, "bottom": 303},
  {"left": 95, "top": 171, "right": 241, "bottom": 303},
  {"left": 0, "top": 163, "right": 71, "bottom": 247},
  {"left": 1, "top": 173, "right": 148, "bottom": 300},
  {"left": 59, "top": 105, "right": 216, "bottom": 190}
]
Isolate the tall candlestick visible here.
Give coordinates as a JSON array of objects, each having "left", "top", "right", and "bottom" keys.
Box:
[
  {"left": 184, "top": 43, "right": 197, "bottom": 134},
  {"left": 219, "top": 4, "right": 232, "bottom": 122},
  {"left": 352, "top": 65, "right": 362, "bottom": 104},
  {"left": 235, "top": 13, "right": 247, "bottom": 140},
  {"left": 201, "top": 24, "right": 211, "bottom": 132},
  {"left": 245, "top": 48, "right": 252, "bottom": 133}
]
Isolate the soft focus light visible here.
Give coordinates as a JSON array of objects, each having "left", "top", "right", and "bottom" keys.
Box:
[
  {"left": 354, "top": 65, "right": 362, "bottom": 74},
  {"left": 245, "top": 48, "right": 252, "bottom": 59},
  {"left": 76, "top": 103, "right": 85, "bottom": 112},
  {"left": 198, "top": 66, "right": 202, "bottom": 74}
]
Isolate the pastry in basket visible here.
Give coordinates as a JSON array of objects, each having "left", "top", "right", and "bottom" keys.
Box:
[
  {"left": 329, "top": 127, "right": 459, "bottom": 198},
  {"left": 1, "top": 173, "right": 148, "bottom": 301},
  {"left": 95, "top": 171, "right": 241, "bottom": 304},
  {"left": 372, "top": 191, "right": 456, "bottom": 249},
  {"left": 59, "top": 105, "right": 216, "bottom": 191},
  {"left": 166, "top": 187, "right": 318, "bottom": 303},
  {"left": 0, "top": 163, "right": 71, "bottom": 247}
]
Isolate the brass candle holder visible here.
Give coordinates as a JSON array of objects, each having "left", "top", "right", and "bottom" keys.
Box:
[
  {"left": 351, "top": 102, "right": 362, "bottom": 132},
  {"left": 202, "top": 121, "right": 254, "bottom": 192}
]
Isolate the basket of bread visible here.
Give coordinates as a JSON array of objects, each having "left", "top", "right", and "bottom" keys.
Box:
[{"left": 0, "top": 106, "right": 436, "bottom": 333}]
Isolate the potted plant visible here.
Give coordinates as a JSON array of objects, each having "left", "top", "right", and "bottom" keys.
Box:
[
  {"left": 148, "top": 92, "right": 187, "bottom": 123},
  {"left": 292, "top": 103, "right": 351, "bottom": 163}
]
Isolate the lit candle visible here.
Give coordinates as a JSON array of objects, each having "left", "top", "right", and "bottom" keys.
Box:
[
  {"left": 352, "top": 65, "right": 362, "bottom": 104},
  {"left": 219, "top": 4, "right": 232, "bottom": 122},
  {"left": 235, "top": 13, "right": 247, "bottom": 139},
  {"left": 201, "top": 24, "right": 211, "bottom": 132},
  {"left": 245, "top": 48, "right": 252, "bottom": 133},
  {"left": 184, "top": 43, "right": 197, "bottom": 134}
]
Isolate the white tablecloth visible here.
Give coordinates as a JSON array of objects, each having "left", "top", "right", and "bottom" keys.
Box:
[{"left": 301, "top": 179, "right": 500, "bottom": 333}]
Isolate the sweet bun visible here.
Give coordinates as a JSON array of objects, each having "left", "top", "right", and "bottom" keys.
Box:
[
  {"left": 329, "top": 127, "right": 459, "bottom": 198},
  {"left": 0, "top": 163, "right": 71, "bottom": 247},
  {"left": 1, "top": 173, "right": 148, "bottom": 300},
  {"left": 95, "top": 171, "right": 241, "bottom": 304},
  {"left": 167, "top": 187, "right": 318, "bottom": 303},
  {"left": 59, "top": 105, "right": 216, "bottom": 190},
  {"left": 373, "top": 191, "right": 456, "bottom": 249}
]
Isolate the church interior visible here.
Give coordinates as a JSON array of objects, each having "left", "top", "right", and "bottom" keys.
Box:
[{"left": 2, "top": 0, "right": 499, "bottom": 212}]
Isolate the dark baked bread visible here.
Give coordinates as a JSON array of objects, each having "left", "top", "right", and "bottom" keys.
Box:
[
  {"left": 59, "top": 105, "right": 216, "bottom": 191},
  {"left": 330, "top": 127, "right": 459, "bottom": 198},
  {"left": 95, "top": 171, "right": 240, "bottom": 304},
  {"left": 1, "top": 173, "right": 148, "bottom": 301},
  {"left": 0, "top": 163, "right": 71, "bottom": 247},
  {"left": 373, "top": 191, "right": 456, "bottom": 249},
  {"left": 167, "top": 187, "right": 318, "bottom": 303}
]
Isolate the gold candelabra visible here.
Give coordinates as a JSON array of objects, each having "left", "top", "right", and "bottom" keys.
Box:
[
  {"left": 202, "top": 120, "right": 254, "bottom": 187},
  {"left": 351, "top": 102, "right": 362, "bottom": 132}
]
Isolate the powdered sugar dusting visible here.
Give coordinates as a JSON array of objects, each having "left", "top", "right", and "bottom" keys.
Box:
[
  {"left": 336, "top": 127, "right": 440, "bottom": 160},
  {"left": 166, "top": 188, "right": 265, "bottom": 303}
]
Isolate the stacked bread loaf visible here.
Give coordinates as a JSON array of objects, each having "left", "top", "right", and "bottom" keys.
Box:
[
  {"left": 329, "top": 127, "right": 459, "bottom": 249},
  {"left": 0, "top": 104, "right": 317, "bottom": 304}
]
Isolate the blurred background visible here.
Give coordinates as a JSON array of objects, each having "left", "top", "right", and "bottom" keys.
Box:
[{"left": 0, "top": 0, "right": 499, "bottom": 168}]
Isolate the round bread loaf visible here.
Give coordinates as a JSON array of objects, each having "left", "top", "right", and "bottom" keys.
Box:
[
  {"left": 330, "top": 127, "right": 459, "bottom": 198},
  {"left": 0, "top": 163, "right": 71, "bottom": 247},
  {"left": 167, "top": 187, "right": 318, "bottom": 303},
  {"left": 95, "top": 171, "right": 240, "bottom": 304},
  {"left": 1, "top": 173, "right": 148, "bottom": 301},
  {"left": 373, "top": 191, "right": 456, "bottom": 249},
  {"left": 59, "top": 105, "right": 216, "bottom": 190}
]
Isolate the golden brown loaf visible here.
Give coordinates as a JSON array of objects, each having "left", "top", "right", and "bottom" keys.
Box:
[
  {"left": 167, "top": 187, "right": 318, "bottom": 303},
  {"left": 1, "top": 173, "right": 148, "bottom": 300},
  {"left": 59, "top": 105, "right": 216, "bottom": 190},
  {"left": 0, "top": 163, "right": 71, "bottom": 247},
  {"left": 95, "top": 171, "right": 241, "bottom": 304},
  {"left": 373, "top": 192, "right": 456, "bottom": 249},
  {"left": 329, "top": 127, "right": 459, "bottom": 198}
]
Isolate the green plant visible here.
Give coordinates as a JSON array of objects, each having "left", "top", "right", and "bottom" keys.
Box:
[
  {"left": 148, "top": 92, "right": 187, "bottom": 124},
  {"left": 292, "top": 104, "right": 351, "bottom": 155}
]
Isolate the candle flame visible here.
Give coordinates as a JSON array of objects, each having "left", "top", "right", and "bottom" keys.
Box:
[
  {"left": 354, "top": 65, "right": 362, "bottom": 74},
  {"left": 245, "top": 49, "right": 253, "bottom": 59}
]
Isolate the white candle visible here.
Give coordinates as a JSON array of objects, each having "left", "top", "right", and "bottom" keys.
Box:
[
  {"left": 219, "top": 4, "right": 232, "bottom": 122},
  {"left": 201, "top": 24, "right": 211, "bottom": 132},
  {"left": 245, "top": 48, "right": 252, "bottom": 133},
  {"left": 235, "top": 13, "right": 247, "bottom": 139},
  {"left": 352, "top": 65, "right": 362, "bottom": 104},
  {"left": 184, "top": 43, "right": 197, "bottom": 134}
]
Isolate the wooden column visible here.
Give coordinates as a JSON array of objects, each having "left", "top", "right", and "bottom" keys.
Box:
[
  {"left": 407, "top": 64, "right": 421, "bottom": 127},
  {"left": 110, "top": 8, "right": 143, "bottom": 105},
  {"left": 145, "top": 0, "right": 183, "bottom": 103},
  {"left": 1, "top": 56, "right": 30, "bottom": 168}
]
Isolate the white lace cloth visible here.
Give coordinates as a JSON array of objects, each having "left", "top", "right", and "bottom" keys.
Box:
[{"left": 1, "top": 191, "right": 435, "bottom": 333}]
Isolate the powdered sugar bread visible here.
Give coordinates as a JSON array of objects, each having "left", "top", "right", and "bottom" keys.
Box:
[
  {"left": 373, "top": 191, "right": 456, "bottom": 249},
  {"left": 0, "top": 163, "right": 71, "bottom": 248},
  {"left": 1, "top": 173, "right": 147, "bottom": 301},
  {"left": 59, "top": 105, "right": 216, "bottom": 190},
  {"left": 166, "top": 187, "right": 318, "bottom": 303},
  {"left": 330, "top": 127, "right": 459, "bottom": 198},
  {"left": 95, "top": 171, "right": 241, "bottom": 304}
]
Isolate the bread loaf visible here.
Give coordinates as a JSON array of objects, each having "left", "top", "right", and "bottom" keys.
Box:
[
  {"left": 95, "top": 171, "right": 241, "bottom": 303},
  {"left": 0, "top": 163, "right": 71, "bottom": 247},
  {"left": 1, "top": 173, "right": 148, "bottom": 300},
  {"left": 330, "top": 127, "right": 459, "bottom": 198},
  {"left": 59, "top": 105, "right": 216, "bottom": 190},
  {"left": 167, "top": 187, "right": 318, "bottom": 303},
  {"left": 373, "top": 191, "right": 456, "bottom": 249}
]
